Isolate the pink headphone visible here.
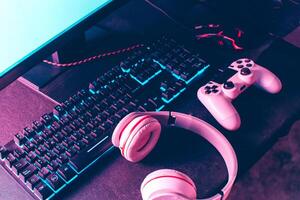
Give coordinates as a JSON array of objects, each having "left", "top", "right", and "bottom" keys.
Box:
[{"left": 112, "top": 111, "right": 238, "bottom": 200}]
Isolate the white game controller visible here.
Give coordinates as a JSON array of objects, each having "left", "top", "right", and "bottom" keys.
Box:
[{"left": 197, "top": 58, "right": 282, "bottom": 131}]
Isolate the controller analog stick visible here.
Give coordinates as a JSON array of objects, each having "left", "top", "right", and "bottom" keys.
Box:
[
  {"left": 241, "top": 68, "right": 251, "bottom": 75},
  {"left": 223, "top": 81, "right": 235, "bottom": 89}
]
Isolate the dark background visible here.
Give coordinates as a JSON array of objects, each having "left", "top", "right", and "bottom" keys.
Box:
[{"left": 1, "top": 0, "right": 300, "bottom": 199}]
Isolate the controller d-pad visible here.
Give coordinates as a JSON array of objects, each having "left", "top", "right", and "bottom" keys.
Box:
[
  {"left": 205, "top": 90, "right": 211, "bottom": 94},
  {"left": 241, "top": 68, "right": 251, "bottom": 75},
  {"left": 223, "top": 81, "right": 235, "bottom": 89},
  {"left": 236, "top": 60, "right": 243, "bottom": 64},
  {"left": 204, "top": 84, "right": 219, "bottom": 94},
  {"left": 246, "top": 63, "right": 253, "bottom": 67},
  {"left": 205, "top": 86, "right": 211, "bottom": 90},
  {"left": 245, "top": 59, "right": 251, "bottom": 63},
  {"left": 237, "top": 65, "right": 244, "bottom": 68},
  {"left": 211, "top": 85, "right": 218, "bottom": 89}
]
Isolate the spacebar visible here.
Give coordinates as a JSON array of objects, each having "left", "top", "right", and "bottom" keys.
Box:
[{"left": 69, "top": 136, "right": 114, "bottom": 172}]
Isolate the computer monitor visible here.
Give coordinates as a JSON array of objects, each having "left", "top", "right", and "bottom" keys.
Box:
[{"left": 0, "top": 0, "right": 125, "bottom": 90}]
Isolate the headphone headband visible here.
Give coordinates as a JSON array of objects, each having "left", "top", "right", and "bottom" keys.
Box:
[{"left": 133, "top": 111, "right": 238, "bottom": 200}]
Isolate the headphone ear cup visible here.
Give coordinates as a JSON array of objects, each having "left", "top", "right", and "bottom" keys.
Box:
[
  {"left": 119, "top": 115, "right": 161, "bottom": 162},
  {"left": 141, "top": 169, "right": 197, "bottom": 200},
  {"left": 112, "top": 112, "right": 140, "bottom": 147}
]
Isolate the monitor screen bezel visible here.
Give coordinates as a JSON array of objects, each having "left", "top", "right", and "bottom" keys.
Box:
[{"left": 0, "top": 0, "right": 127, "bottom": 90}]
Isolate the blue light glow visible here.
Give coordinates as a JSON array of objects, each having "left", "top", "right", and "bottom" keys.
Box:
[
  {"left": 53, "top": 115, "right": 60, "bottom": 121},
  {"left": 185, "top": 65, "right": 210, "bottom": 84},
  {"left": 89, "top": 89, "right": 96, "bottom": 94},
  {"left": 161, "top": 88, "right": 186, "bottom": 104},
  {"left": 153, "top": 59, "right": 210, "bottom": 84},
  {"left": 156, "top": 105, "right": 165, "bottom": 111},
  {"left": 160, "top": 87, "right": 166, "bottom": 92},
  {"left": 0, "top": 0, "right": 113, "bottom": 77},
  {"left": 72, "top": 146, "right": 115, "bottom": 174},
  {"left": 121, "top": 68, "right": 130, "bottom": 73},
  {"left": 130, "top": 69, "right": 162, "bottom": 85}
]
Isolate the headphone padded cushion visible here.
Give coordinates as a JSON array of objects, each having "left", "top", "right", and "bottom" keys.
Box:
[
  {"left": 141, "top": 169, "right": 197, "bottom": 200},
  {"left": 118, "top": 115, "right": 161, "bottom": 162},
  {"left": 112, "top": 112, "right": 141, "bottom": 147}
]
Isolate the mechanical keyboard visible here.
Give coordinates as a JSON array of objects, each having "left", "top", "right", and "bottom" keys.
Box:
[{"left": 0, "top": 36, "right": 210, "bottom": 200}]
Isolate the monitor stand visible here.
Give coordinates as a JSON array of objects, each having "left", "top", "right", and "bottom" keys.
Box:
[{"left": 18, "top": 33, "right": 86, "bottom": 91}]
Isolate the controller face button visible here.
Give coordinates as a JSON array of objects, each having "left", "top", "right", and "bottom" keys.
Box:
[
  {"left": 223, "top": 81, "right": 235, "bottom": 89},
  {"left": 237, "top": 65, "right": 244, "bottom": 68},
  {"left": 241, "top": 68, "right": 251, "bottom": 75},
  {"left": 236, "top": 60, "right": 243, "bottom": 64},
  {"left": 246, "top": 63, "right": 253, "bottom": 67}
]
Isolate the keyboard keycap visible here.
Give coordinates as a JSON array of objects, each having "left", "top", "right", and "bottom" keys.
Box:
[
  {"left": 13, "top": 149, "right": 25, "bottom": 159},
  {"left": 44, "top": 151, "right": 56, "bottom": 162},
  {"left": 26, "top": 151, "right": 38, "bottom": 163},
  {"left": 14, "top": 133, "right": 26, "bottom": 146},
  {"left": 57, "top": 154, "right": 69, "bottom": 165},
  {"left": 41, "top": 114, "right": 53, "bottom": 126},
  {"left": 46, "top": 173, "right": 65, "bottom": 190},
  {"left": 0, "top": 146, "right": 8, "bottom": 159},
  {"left": 53, "top": 105, "right": 65, "bottom": 117},
  {"left": 27, "top": 174, "right": 41, "bottom": 190},
  {"left": 23, "top": 127, "right": 36, "bottom": 138},
  {"left": 34, "top": 182, "right": 53, "bottom": 200},
  {"left": 32, "top": 120, "right": 44, "bottom": 132},
  {"left": 48, "top": 160, "right": 59, "bottom": 171},
  {"left": 53, "top": 144, "right": 65, "bottom": 155},
  {"left": 66, "top": 147, "right": 77, "bottom": 158},
  {"left": 35, "top": 145, "right": 47, "bottom": 156},
  {"left": 12, "top": 158, "right": 29, "bottom": 175},
  {"left": 32, "top": 135, "right": 44, "bottom": 145},
  {"left": 35, "top": 158, "right": 47, "bottom": 169},
  {"left": 38, "top": 167, "right": 50, "bottom": 179},
  {"left": 23, "top": 141, "right": 35, "bottom": 153},
  {"left": 20, "top": 164, "right": 38, "bottom": 182},
  {"left": 58, "top": 165, "right": 77, "bottom": 181},
  {"left": 70, "top": 136, "right": 111, "bottom": 172},
  {"left": 5, "top": 153, "right": 17, "bottom": 167}
]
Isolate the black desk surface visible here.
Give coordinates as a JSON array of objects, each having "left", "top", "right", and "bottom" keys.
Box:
[{"left": 1, "top": 36, "right": 300, "bottom": 200}]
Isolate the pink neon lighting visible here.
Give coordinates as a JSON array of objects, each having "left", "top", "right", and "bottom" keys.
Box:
[{"left": 196, "top": 33, "right": 243, "bottom": 50}]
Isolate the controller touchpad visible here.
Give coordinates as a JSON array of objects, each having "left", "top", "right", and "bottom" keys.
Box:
[{"left": 212, "top": 68, "right": 237, "bottom": 84}]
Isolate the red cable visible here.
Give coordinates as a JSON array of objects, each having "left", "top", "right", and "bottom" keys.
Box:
[{"left": 43, "top": 44, "right": 144, "bottom": 67}]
